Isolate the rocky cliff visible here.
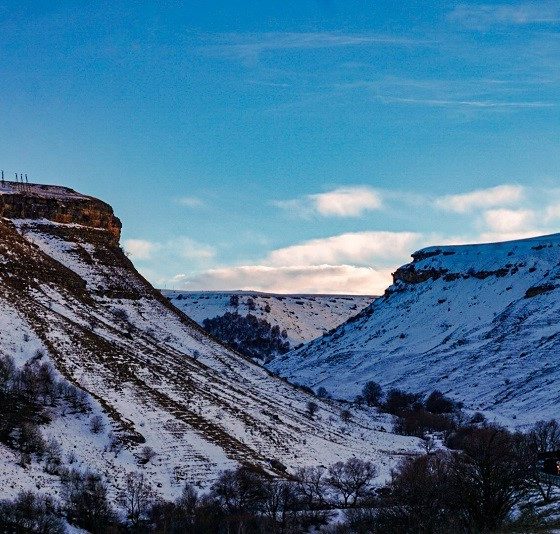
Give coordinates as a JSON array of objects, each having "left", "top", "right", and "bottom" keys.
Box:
[{"left": 0, "top": 182, "right": 121, "bottom": 243}]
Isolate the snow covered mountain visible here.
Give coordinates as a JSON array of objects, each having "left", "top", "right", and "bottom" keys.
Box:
[
  {"left": 162, "top": 291, "right": 374, "bottom": 349},
  {"left": 0, "top": 182, "right": 418, "bottom": 503},
  {"left": 271, "top": 233, "right": 560, "bottom": 426}
]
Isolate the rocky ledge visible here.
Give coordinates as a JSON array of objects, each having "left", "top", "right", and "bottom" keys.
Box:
[{"left": 0, "top": 183, "right": 121, "bottom": 244}]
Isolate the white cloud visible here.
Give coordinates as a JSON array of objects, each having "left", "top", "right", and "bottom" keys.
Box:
[
  {"left": 124, "top": 236, "right": 215, "bottom": 264},
  {"left": 545, "top": 203, "right": 560, "bottom": 222},
  {"left": 276, "top": 186, "right": 383, "bottom": 218},
  {"left": 172, "top": 237, "right": 216, "bottom": 262},
  {"left": 435, "top": 184, "right": 524, "bottom": 213},
  {"left": 265, "top": 231, "right": 420, "bottom": 267},
  {"left": 172, "top": 265, "right": 393, "bottom": 295},
  {"left": 124, "top": 239, "right": 159, "bottom": 260},
  {"left": 482, "top": 208, "right": 535, "bottom": 233},
  {"left": 312, "top": 187, "right": 382, "bottom": 217},
  {"left": 448, "top": 3, "right": 560, "bottom": 29},
  {"left": 167, "top": 230, "right": 423, "bottom": 294},
  {"left": 176, "top": 196, "right": 204, "bottom": 208}
]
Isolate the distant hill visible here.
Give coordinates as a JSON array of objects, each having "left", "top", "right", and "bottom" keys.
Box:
[
  {"left": 271, "top": 233, "right": 560, "bottom": 426},
  {"left": 162, "top": 290, "right": 374, "bottom": 359}
]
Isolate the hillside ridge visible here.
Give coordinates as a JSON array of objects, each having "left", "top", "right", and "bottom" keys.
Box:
[{"left": 271, "top": 232, "right": 560, "bottom": 426}]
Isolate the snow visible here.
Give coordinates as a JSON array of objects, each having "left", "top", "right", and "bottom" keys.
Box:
[
  {"left": 162, "top": 290, "right": 374, "bottom": 348},
  {"left": 271, "top": 233, "right": 560, "bottom": 427},
  {"left": 0, "top": 213, "right": 420, "bottom": 509},
  {"left": 0, "top": 182, "right": 88, "bottom": 199}
]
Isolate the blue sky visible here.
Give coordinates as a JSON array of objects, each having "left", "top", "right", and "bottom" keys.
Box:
[{"left": 1, "top": 1, "right": 559, "bottom": 293}]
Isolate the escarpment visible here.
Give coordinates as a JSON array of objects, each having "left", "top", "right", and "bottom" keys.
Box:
[{"left": 0, "top": 183, "right": 121, "bottom": 244}]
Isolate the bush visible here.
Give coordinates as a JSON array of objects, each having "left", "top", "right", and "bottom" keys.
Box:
[
  {"left": 0, "top": 491, "right": 64, "bottom": 533},
  {"left": 361, "top": 381, "right": 383, "bottom": 407},
  {"left": 89, "top": 414, "right": 105, "bottom": 434},
  {"left": 306, "top": 401, "right": 319, "bottom": 419},
  {"left": 383, "top": 388, "right": 423, "bottom": 416},
  {"left": 425, "top": 390, "right": 459, "bottom": 414}
]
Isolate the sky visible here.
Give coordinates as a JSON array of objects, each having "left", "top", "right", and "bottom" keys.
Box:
[{"left": 0, "top": 1, "right": 559, "bottom": 294}]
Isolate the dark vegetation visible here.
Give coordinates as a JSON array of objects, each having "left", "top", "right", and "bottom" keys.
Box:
[
  {"left": 202, "top": 312, "right": 290, "bottom": 361},
  {"left": 0, "top": 353, "right": 89, "bottom": 460},
  {"left": 2, "top": 357, "right": 560, "bottom": 533}
]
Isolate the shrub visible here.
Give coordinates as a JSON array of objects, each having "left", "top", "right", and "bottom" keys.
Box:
[
  {"left": 306, "top": 401, "right": 319, "bottom": 419},
  {"left": 361, "top": 381, "right": 383, "bottom": 406},
  {"left": 89, "top": 415, "right": 105, "bottom": 434},
  {"left": 425, "top": 390, "right": 459, "bottom": 414},
  {"left": 383, "top": 388, "right": 423, "bottom": 416}
]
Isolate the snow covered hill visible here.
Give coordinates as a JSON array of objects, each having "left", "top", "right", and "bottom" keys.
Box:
[
  {"left": 162, "top": 291, "right": 374, "bottom": 349},
  {"left": 0, "top": 181, "right": 418, "bottom": 504},
  {"left": 271, "top": 233, "right": 560, "bottom": 426}
]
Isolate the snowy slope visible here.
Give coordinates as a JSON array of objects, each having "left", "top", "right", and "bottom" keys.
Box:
[
  {"left": 162, "top": 291, "right": 374, "bottom": 348},
  {"left": 271, "top": 233, "right": 560, "bottom": 426},
  {"left": 0, "top": 183, "right": 419, "bottom": 504}
]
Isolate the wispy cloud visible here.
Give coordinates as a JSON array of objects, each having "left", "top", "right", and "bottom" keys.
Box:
[
  {"left": 380, "top": 96, "right": 555, "bottom": 109},
  {"left": 435, "top": 184, "right": 525, "bottom": 213},
  {"left": 448, "top": 2, "right": 560, "bottom": 29},
  {"left": 336, "top": 77, "right": 558, "bottom": 113},
  {"left": 176, "top": 196, "right": 205, "bottom": 208},
  {"left": 275, "top": 186, "right": 383, "bottom": 218},
  {"left": 202, "top": 31, "right": 425, "bottom": 62},
  {"left": 124, "top": 237, "right": 216, "bottom": 264}
]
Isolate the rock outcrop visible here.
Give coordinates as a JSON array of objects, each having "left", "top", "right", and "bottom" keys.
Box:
[{"left": 0, "top": 183, "right": 121, "bottom": 243}]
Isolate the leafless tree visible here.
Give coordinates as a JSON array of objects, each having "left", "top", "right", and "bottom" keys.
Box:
[
  {"left": 138, "top": 445, "right": 157, "bottom": 465},
  {"left": 327, "top": 458, "right": 378, "bottom": 506},
  {"left": 527, "top": 419, "right": 560, "bottom": 502},
  {"left": 117, "top": 472, "right": 155, "bottom": 528}
]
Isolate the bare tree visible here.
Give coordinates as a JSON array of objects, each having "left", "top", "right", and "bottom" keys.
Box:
[
  {"left": 138, "top": 446, "right": 157, "bottom": 465},
  {"left": 294, "top": 466, "right": 329, "bottom": 508},
  {"left": 527, "top": 419, "right": 560, "bottom": 502},
  {"left": 327, "top": 458, "right": 378, "bottom": 506},
  {"left": 117, "top": 472, "right": 155, "bottom": 528}
]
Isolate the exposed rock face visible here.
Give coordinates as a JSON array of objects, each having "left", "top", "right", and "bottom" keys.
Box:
[{"left": 0, "top": 183, "right": 121, "bottom": 244}]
